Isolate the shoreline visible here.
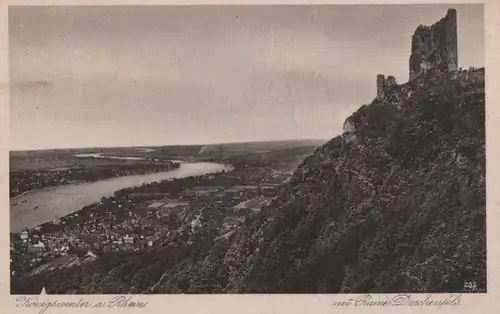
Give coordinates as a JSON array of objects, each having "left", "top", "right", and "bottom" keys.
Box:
[
  {"left": 10, "top": 161, "right": 183, "bottom": 201},
  {"left": 11, "top": 162, "right": 234, "bottom": 233}
]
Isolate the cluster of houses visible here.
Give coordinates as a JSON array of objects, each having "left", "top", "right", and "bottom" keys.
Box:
[
  {"left": 11, "top": 169, "right": 289, "bottom": 277},
  {"left": 12, "top": 216, "right": 161, "bottom": 260},
  {"left": 140, "top": 185, "right": 276, "bottom": 234},
  {"left": 181, "top": 184, "right": 278, "bottom": 199},
  {"left": 220, "top": 196, "right": 274, "bottom": 233}
]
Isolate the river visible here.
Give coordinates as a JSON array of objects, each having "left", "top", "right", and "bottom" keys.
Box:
[
  {"left": 10, "top": 162, "right": 232, "bottom": 233},
  {"left": 74, "top": 153, "right": 145, "bottom": 160}
]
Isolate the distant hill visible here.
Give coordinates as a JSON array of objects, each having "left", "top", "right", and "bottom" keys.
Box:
[
  {"left": 198, "top": 139, "right": 326, "bottom": 156},
  {"left": 9, "top": 145, "right": 204, "bottom": 170},
  {"left": 10, "top": 141, "right": 324, "bottom": 170},
  {"left": 198, "top": 139, "right": 327, "bottom": 173}
]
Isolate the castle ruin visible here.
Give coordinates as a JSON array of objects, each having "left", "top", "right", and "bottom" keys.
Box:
[
  {"left": 376, "top": 8, "right": 458, "bottom": 101},
  {"left": 376, "top": 74, "right": 398, "bottom": 100},
  {"left": 409, "top": 8, "right": 458, "bottom": 80},
  {"left": 346, "top": 8, "right": 464, "bottom": 142}
]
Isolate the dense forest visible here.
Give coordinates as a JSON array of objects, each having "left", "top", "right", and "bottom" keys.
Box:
[{"left": 11, "top": 68, "right": 486, "bottom": 294}]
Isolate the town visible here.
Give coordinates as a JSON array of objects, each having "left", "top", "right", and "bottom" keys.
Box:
[{"left": 10, "top": 161, "right": 291, "bottom": 279}]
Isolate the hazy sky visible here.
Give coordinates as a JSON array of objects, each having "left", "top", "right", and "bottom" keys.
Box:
[{"left": 9, "top": 4, "right": 484, "bottom": 150}]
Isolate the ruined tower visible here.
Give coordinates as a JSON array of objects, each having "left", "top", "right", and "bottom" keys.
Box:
[
  {"left": 409, "top": 9, "right": 458, "bottom": 80},
  {"left": 377, "top": 74, "right": 386, "bottom": 100},
  {"left": 376, "top": 74, "right": 398, "bottom": 101}
]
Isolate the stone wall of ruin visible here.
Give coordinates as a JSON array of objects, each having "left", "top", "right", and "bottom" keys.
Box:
[
  {"left": 409, "top": 9, "right": 458, "bottom": 80},
  {"left": 376, "top": 74, "right": 398, "bottom": 101}
]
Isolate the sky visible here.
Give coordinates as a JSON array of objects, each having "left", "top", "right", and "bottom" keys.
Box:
[{"left": 9, "top": 4, "right": 484, "bottom": 150}]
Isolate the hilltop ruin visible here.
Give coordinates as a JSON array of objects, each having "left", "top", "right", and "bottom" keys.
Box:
[
  {"left": 409, "top": 8, "right": 458, "bottom": 80},
  {"left": 376, "top": 8, "right": 458, "bottom": 101}
]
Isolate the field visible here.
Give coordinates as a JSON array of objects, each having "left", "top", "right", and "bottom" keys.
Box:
[
  {"left": 10, "top": 139, "right": 326, "bottom": 171},
  {"left": 9, "top": 145, "right": 203, "bottom": 171}
]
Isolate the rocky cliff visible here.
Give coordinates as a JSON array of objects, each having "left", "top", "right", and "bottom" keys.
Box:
[{"left": 160, "top": 67, "right": 484, "bottom": 294}]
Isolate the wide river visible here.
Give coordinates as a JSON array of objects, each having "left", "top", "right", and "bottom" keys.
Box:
[{"left": 10, "top": 162, "right": 231, "bottom": 233}]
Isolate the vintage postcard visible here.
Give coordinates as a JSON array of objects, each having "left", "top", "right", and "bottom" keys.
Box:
[{"left": 1, "top": 0, "right": 499, "bottom": 313}]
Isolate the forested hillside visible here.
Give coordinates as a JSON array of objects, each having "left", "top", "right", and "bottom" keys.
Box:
[{"left": 211, "top": 68, "right": 486, "bottom": 293}]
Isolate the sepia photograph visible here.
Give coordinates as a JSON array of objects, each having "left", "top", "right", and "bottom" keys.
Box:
[{"left": 8, "top": 3, "right": 486, "bottom": 295}]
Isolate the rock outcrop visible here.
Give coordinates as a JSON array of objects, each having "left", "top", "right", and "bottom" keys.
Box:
[{"left": 206, "top": 65, "right": 485, "bottom": 293}]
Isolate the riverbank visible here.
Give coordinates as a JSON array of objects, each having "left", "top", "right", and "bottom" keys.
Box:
[
  {"left": 11, "top": 164, "right": 185, "bottom": 201},
  {"left": 12, "top": 181, "right": 87, "bottom": 201},
  {"left": 10, "top": 160, "right": 181, "bottom": 199},
  {"left": 10, "top": 162, "right": 232, "bottom": 233}
]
